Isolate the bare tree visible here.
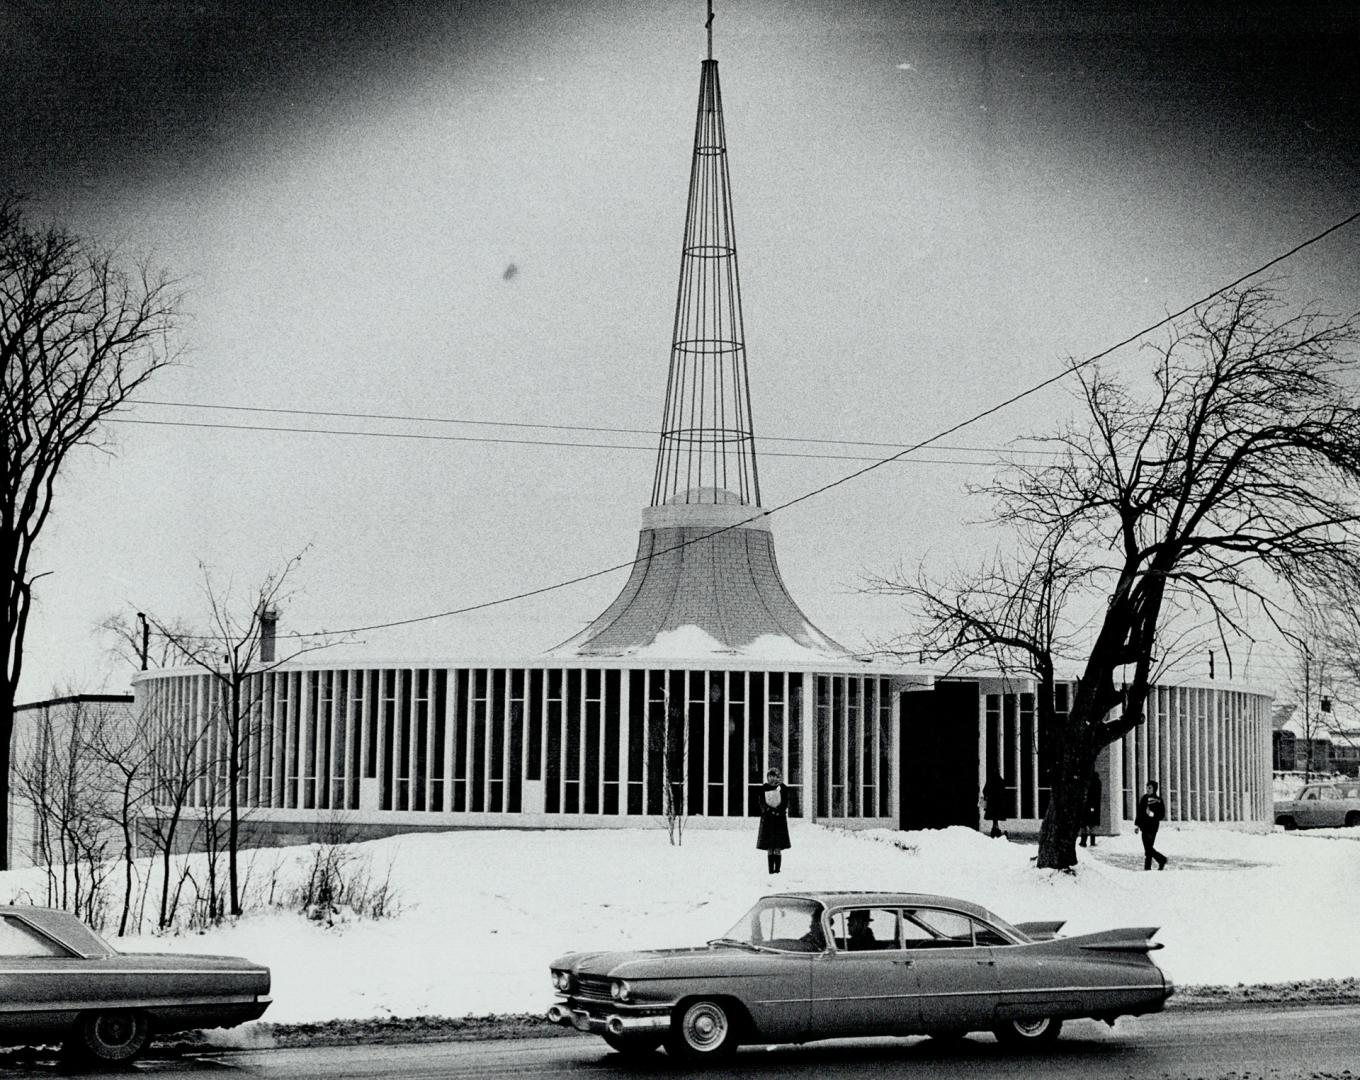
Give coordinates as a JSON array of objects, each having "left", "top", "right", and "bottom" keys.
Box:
[
  {"left": 1, "top": 195, "right": 180, "bottom": 867},
  {"left": 1288, "top": 581, "right": 1360, "bottom": 775},
  {"left": 876, "top": 286, "right": 1360, "bottom": 869},
  {"left": 11, "top": 698, "right": 124, "bottom": 927},
  {"left": 139, "top": 551, "right": 342, "bottom": 917},
  {"left": 86, "top": 715, "right": 154, "bottom": 935},
  {"left": 136, "top": 686, "right": 210, "bottom": 930}
]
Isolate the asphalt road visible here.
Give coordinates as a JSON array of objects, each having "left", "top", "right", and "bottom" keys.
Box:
[{"left": 3, "top": 1005, "right": 1357, "bottom": 1079}]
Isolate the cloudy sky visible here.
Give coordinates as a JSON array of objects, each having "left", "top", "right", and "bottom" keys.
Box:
[{"left": 7, "top": 0, "right": 1360, "bottom": 699}]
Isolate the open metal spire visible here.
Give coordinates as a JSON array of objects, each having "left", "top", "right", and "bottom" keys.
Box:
[
  {"left": 552, "top": 11, "right": 849, "bottom": 660},
  {"left": 650, "top": 16, "right": 760, "bottom": 509}
]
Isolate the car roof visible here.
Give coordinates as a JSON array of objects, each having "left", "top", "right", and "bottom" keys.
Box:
[
  {"left": 0, "top": 906, "right": 113, "bottom": 958},
  {"left": 763, "top": 891, "right": 999, "bottom": 920}
]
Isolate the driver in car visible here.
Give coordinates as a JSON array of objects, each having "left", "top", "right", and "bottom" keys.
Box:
[{"left": 798, "top": 911, "right": 826, "bottom": 950}]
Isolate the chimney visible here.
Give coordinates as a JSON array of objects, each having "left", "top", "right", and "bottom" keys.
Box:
[{"left": 259, "top": 606, "right": 279, "bottom": 663}]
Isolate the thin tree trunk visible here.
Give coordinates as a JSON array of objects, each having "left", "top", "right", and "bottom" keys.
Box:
[{"left": 228, "top": 678, "right": 241, "bottom": 916}]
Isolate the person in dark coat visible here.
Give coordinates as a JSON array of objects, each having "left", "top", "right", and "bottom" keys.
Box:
[
  {"left": 1080, "top": 771, "right": 1102, "bottom": 847},
  {"left": 982, "top": 771, "right": 1008, "bottom": 838},
  {"left": 756, "top": 768, "right": 791, "bottom": 874},
  {"left": 1135, "top": 780, "right": 1169, "bottom": 870}
]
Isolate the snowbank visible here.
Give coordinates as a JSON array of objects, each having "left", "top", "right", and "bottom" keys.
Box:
[{"left": 4, "top": 823, "right": 1358, "bottom": 1024}]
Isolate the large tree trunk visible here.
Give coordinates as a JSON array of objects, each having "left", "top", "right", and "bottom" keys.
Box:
[
  {"left": 1036, "top": 718, "right": 1098, "bottom": 869},
  {"left": 1035, "top": 658, "right": 1123, "bottom": 869},
  {"left": 0, "top": 704, "right": 10, "bottom": 872}
]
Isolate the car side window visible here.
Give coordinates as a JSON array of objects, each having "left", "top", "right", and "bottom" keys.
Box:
[
  {"left": 831, "top": 908, "right": 900, "bottom": 951},
  {"left": 1323, "top": 787, "right": 1340, "bottom": 800},
  {"left": 900, "top": 916, "right": 934, "bottom": 947},
  {"left": 909, "top": 908, "right": 975, "bottom": 946},
  {"left": 1302, "top": 789, "right": 1318, "bottom": 800},
  {"left": 0, "top": 916, "right": 68, "bottom": 957},
  {"left": 972, "top": 920, "right": 1013, "bottom": 946}
]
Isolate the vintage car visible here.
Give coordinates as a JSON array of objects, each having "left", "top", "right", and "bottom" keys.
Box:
[
  {"left": 0, "top": 905, "right": 271, "bottom": 1064},
  {"left": 1274, "top": 780, "right": 1360, "bottom": 829},
  {"left": 548, "top": 891, "right": 1172, "bottom": 1062}
]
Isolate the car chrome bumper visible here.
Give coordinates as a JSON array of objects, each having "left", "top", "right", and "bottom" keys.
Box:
[{"left": 546, "top": 1004, "right": 670, "bottom": 1035}]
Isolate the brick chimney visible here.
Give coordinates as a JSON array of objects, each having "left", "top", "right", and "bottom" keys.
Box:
[{"left": 258, "top": 606, "right": 279, "bottom": 663}]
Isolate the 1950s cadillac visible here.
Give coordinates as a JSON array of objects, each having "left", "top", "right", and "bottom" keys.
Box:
[
  {"left": 0, "top": 906, "right": 271, "bottom": 1064},
  {"left": 548, "top": 891, "right": 1172, "bottom": 1062}
]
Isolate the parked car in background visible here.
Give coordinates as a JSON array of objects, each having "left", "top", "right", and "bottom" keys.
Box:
[
  {"left": 0, "top": 906, "right": 271, "bottom": 1064},
  {"left": 1274, "top": 781, "right": 1360, "bottom": 829},
  {"left": 548, "top": 890, "right": 1172, "bottom": 1062}
]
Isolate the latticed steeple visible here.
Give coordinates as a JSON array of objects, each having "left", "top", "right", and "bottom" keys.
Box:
[
  {"left": 551, "top": 5, "right": 849, "bottom": 660},
  {"left": 651, "top": 54, "right": 760, "bottom": 508}
]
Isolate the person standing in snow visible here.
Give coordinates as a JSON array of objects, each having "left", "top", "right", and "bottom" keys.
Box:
[
  {"left": 1080, "top": 770, "right": 1102, "bottom": 847},
  {"left": 982, "top": 770, "right": 1008, "bottom": 838},
  {"left": 756, "top": 768, "right": 791, "bottom": 874},
  {"left": 1135, "top": 780, "right": 1169, "bottom": 870}
]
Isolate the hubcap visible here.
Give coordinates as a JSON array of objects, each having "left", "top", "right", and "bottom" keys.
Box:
[
  {"left": 1013, "top": 1018, "right": 1050, "bottom": 1038},
  {"left": 683, "top": 1003, "right": 728, "bottom": 1050},
  {"left": 95, "top": 1015, "right": 136, "bottom": 1047}
]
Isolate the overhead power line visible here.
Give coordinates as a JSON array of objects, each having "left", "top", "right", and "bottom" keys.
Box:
[
  {"left": 108, "top": 417, "right": 1025, "bottom": 467},
  {"left": 122, "top": 400, "right": 1068, "bottom": 458},
  {"left": 144, "top": 208, "right": 1360, "bottom": 645}
]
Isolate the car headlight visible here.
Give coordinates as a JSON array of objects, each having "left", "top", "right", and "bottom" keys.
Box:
[
  {"left": 551, "top": 970, "right": 571, "bottom": 992},
  {"left": 610, "top": 979, "right": 632, "bottom": 1002}
]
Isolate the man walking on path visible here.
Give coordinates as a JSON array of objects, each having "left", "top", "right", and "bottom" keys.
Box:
[{"left": 1135, "top": 780, "right": 1169, "bottom": 870}]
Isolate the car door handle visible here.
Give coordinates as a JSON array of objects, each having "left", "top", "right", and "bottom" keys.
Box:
[
  {"left": 892, "top": 958, "right": 913, "bottom": 966},
  {"left": 976, "top": 959, "right": 995, "bottom": 966}
]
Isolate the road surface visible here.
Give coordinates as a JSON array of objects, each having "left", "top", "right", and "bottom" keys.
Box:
[{"left": 1, "top": 1004, "right": 1355, "bottom": 1079}]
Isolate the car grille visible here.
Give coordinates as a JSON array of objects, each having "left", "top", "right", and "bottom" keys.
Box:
[{"left": 574, "top": 975, "right": 612, "bottom": 1002}]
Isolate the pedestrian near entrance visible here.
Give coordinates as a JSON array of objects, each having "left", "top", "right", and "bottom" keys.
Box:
[
  {"left": 1135, "top": 780, "right": 1169, "bottom": 870},
  {"left": 1080, "top": 771, "right": 1102, "bottom": 847},
  {"left": 982, "top": 771, "right": 1008, "bottom": 838},
  {"left": 756, "top": 768, "right": 791, "bottom": 874}
]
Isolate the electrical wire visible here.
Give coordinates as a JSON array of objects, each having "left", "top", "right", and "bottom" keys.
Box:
[
  {"left": 107, "top": 417, "right": 1026, "bottom": 467},
  {"left": 124, "top": 400, "right": 1067, "bottom": 457},
  {"left": 144, "top": 208, "right": 1360, "bottom": 644}
]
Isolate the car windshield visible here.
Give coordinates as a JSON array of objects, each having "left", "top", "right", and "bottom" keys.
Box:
[{"left": 718, "top": 897, "right": 826, "bottom": 952}]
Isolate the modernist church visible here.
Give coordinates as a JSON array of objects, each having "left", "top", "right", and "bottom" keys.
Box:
[{"left": 129, "top": 20, "right": 1275, "bottom": 848}]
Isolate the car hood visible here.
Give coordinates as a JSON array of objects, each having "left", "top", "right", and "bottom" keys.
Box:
[{"left": 553, "top": 945, "right": 809, "bottom": 979}]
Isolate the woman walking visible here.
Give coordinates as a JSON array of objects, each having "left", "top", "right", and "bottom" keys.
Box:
[{"left": 757, "top": 768, "right": 791, "bottom": 874}]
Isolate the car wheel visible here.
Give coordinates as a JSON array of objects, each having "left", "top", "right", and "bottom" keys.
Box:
[
  {"left": 993, "top": 1017, "right": 1062, "bottom": 1046},
  {"left": 603, "top": 1032, "right": 662, "bottom": 1056},
  {"left": 73, "top": 1009, "right": 150, "bottom": 1064},
  {"left": 665, "top": 999, "right": 740, "bottom": 1061},
  {"left": 1277, "top": 816, "right": 1296, "bottom": 830},
  {"left": 1345, "top": 812, "right": 1360, "bottom": 828}
]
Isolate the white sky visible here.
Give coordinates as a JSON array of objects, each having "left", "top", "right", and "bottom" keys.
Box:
[{"left": 12, "top": 0, "right": 1360, "bottom": 701}]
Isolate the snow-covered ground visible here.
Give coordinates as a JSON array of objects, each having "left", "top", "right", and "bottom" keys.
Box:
[{"left": 4, "top": 823, "right": 1358, "bottom": 1025}]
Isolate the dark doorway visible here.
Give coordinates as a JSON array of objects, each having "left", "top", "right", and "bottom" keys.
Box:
[{"left": 899, "top": 681, "right": 981, "bottom": 830}]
